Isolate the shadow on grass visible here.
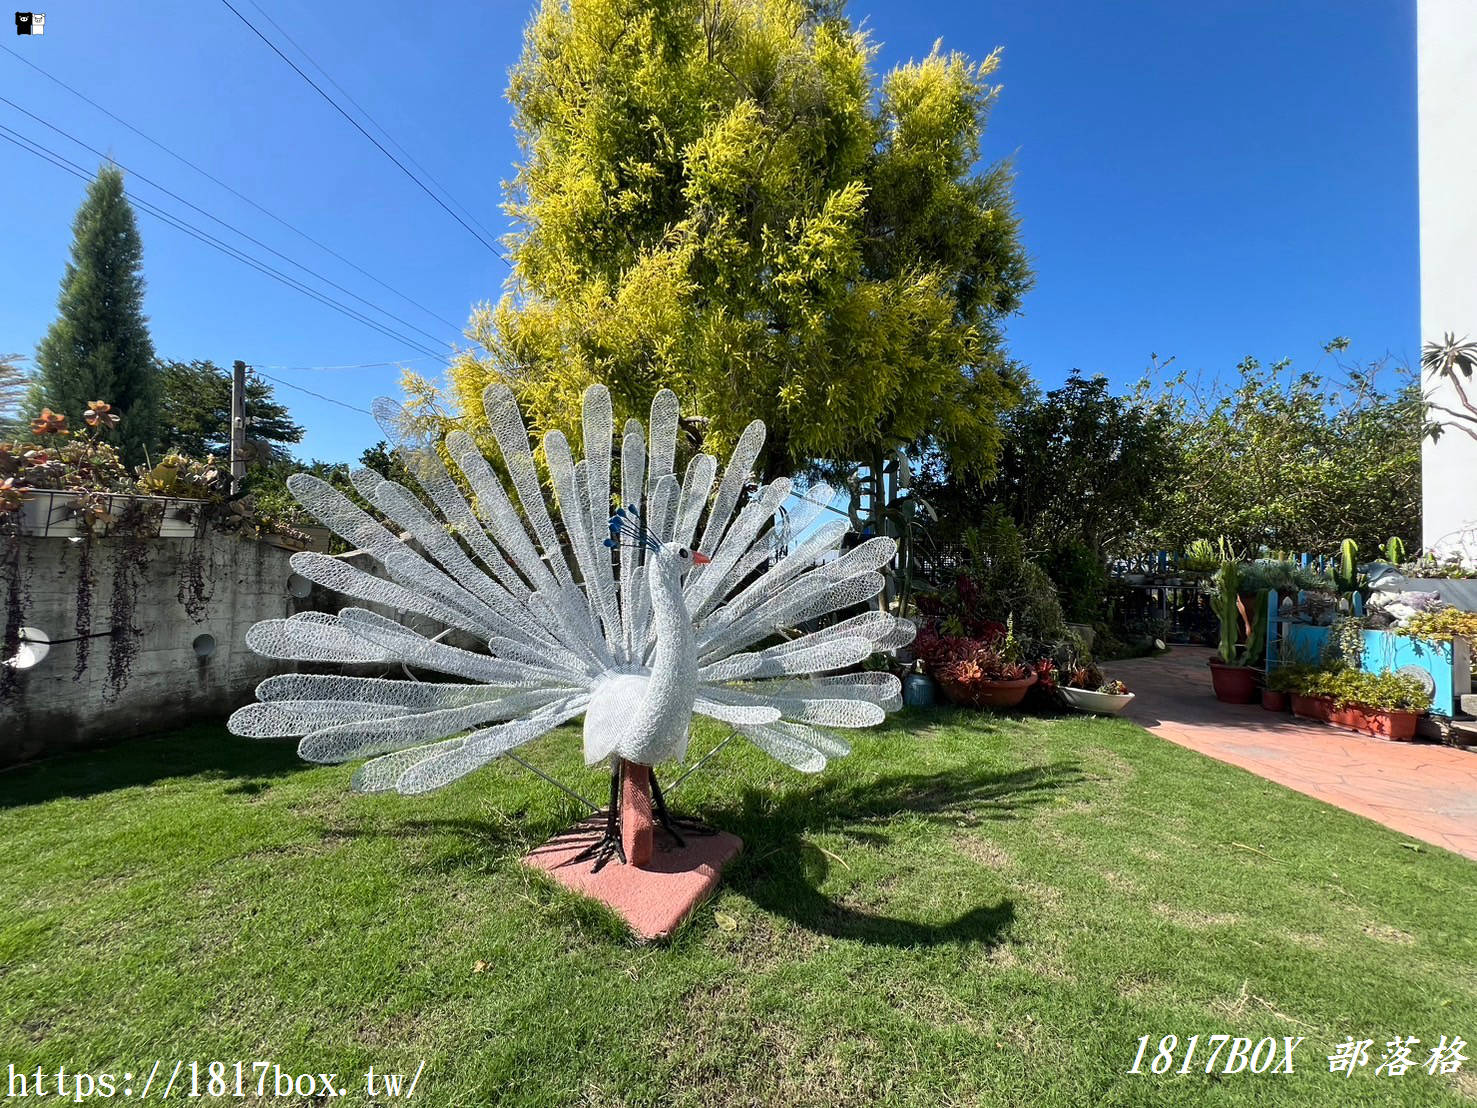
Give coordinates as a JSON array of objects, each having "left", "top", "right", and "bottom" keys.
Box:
[
  {"left": 705, "top": 761, "right": 1081, "bottom": 947},
  {"left": 0, "top": 726, "right": 308, "bottom": 809}
]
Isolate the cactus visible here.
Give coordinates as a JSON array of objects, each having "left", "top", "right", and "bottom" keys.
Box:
[
  {"left": 1244, "top": 589, "right": 1269, "bottom": 668},
  {"left": 1212, "top": 562, "right": 1242, "bottom": 664},
  {"left": 1212, "top": 561, "right": 1270, "bottom": 667},
  {"left": 1383, "top": 536, "right": 1406, "bottom": 566},
  {"left": 1332, "top": 538, "right": 1361, "bottom": 596}
]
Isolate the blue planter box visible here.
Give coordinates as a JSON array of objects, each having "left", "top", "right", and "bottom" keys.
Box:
[{"left": 1276, "top": 623, "right": 1468, "bottom": 718}]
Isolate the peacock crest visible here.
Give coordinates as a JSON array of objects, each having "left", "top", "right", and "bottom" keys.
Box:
[{"left": 228, "top": 383, "right": 914, "bottom": 806}]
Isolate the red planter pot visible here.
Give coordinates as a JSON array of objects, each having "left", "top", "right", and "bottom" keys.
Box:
[
  {"left": 936, "top": 673, "right": 1038, "bottom": 710},
  {"left": 1330, "top": 704, "right": 1421, "bottom": 741},
  {"left": 1261, "top": 689, "right": 1288, "bottom": 712},
  {"left": 1207, "top": 659, "right": 1258, "bottom": 704},
  {"left": 1292, "top": 694, "right": 1420, "bottom": 740}
]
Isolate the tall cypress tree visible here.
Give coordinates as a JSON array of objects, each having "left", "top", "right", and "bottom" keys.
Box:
[{"left": 33, "top": 164, "right": 159, "bottom": 464}]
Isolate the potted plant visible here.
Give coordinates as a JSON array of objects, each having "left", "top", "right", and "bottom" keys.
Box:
[
  {"left": 1262, "top": 662, "right": 1314, "bottom": 712},
  {"left": 934, "top": 646, "right": 1038, "bottom": 709},
  {"left": 1058, "top": 665, "right": 1135, "bottom": 715},
  {"left": 135, "top": 452, "right": 222, "bottom": 538},
  {"left": 1288, "top": 668, "right": 1431, "bottom": 740},
  {"left": 1207, "top": 561, "right": 1269, "bottom": 703}
]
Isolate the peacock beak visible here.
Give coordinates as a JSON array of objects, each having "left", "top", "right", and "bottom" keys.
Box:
[{"left": 691, "top": 552, "right": 711, "bottom": 565}]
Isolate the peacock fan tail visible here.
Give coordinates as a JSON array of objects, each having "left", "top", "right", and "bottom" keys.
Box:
[{"left": 227, "top": 384, "right": 915, "bottom": 796}]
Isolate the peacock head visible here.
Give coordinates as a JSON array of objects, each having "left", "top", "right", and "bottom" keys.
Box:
[
  {"left": 657, "top": 541, "right": 711, "bottom": 571},
  {"left": 604, "top": 505, "right": 711, "bottom": 576}
]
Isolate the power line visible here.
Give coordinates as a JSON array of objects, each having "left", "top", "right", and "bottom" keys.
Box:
[
  {"left": 219, "top": 0, "right": 511, "bottom": 265},
  {"left": 0, "top": 94, "right": 452, "bottom": 352},
  {"left": 250, "top": 368, "right": 376, "bottom": 416},
  {"left": 241, "top": 0, "right": 502, "bottom": 248},
  {"left": 0, "top": 125, "right": 447, "bottom": 358},
  {"left": 0, "top": 43, "right": 464, "bottom": 333},
  {"left": 252, "top": 359, "right": 440, "bottom": 372}
]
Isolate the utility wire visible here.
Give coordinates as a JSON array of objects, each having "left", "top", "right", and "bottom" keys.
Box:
[
  {"left": 250, "top": 369, "right": 376, "bottom": 416},
  {"left": 241, "top": 0, "right": 503, "bottom": 248},
  {"left": 0, "top": 43, "right": 463, "bottom": 333},
  {"left": 252, "top": 359, "right": 440, "bottom": 372},
  {"left": 1, "top": 94, "right": 452, "bottom": 352},
  {"left": 219, "top": 0, "right": 511, "bottom": 265},
  {"left": 0, "top": 125, "right": 446, "bottom": 358}
]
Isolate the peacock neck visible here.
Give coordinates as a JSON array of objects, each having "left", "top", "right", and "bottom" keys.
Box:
[{"left": 646, "top": 556, "right": 693, "bottom": 673}]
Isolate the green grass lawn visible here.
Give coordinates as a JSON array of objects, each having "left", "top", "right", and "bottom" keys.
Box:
[{"left": 1, "top": 709, "right": 1474, "bottom": 1106}]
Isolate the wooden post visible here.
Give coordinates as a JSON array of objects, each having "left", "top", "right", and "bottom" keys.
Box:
[{"left": 230, "top": 359, "right": 247, "bottom": 496}]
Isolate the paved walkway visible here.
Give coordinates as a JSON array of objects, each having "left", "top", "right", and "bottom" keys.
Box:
[{"left": 1108, "top": 647, "right": 1477, "bottom": 861}]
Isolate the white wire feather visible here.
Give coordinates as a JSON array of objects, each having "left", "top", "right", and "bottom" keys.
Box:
[{"left": 229, "top": 384, "right": 914, "bottom": 793}]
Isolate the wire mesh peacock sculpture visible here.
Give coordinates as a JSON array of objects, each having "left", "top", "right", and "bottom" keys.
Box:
[{"left": 228, "top": 384, "right": 914, "bottom": 869}]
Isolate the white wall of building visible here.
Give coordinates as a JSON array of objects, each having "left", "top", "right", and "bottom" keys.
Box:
[{"left": 1418, "top": 0, "right": 1477, "bottom": 561}]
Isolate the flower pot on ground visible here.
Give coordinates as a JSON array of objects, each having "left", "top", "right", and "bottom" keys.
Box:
[
  {"left": 1287, "top": 669, "right": 1431, "bottom": 741},
  {"left": 1330, "top": 704, "right": 1421, "bottom": 741},
  {"left": 1059, "top": 685, "right": 1136, "bottom": 715},
  {"left": 1206, "top": 561, "right": 1270, "bottom": 704},
  {"left": 1291, "top": 693, "right": 1333, "bottom": 722},
  {"left": 1207, "top": 659, "right": 1259, "bottom": 704},
  {"left": 936, "top": 670, "right": 1037, "bottom": 709},
  {"left": 1261, "top": 689, "right": 1288, "bottom": 712},
  {"left": 902, "top": 669, "right": 936, "bottom": 708}
]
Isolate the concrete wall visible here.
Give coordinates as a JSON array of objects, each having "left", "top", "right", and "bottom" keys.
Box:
[
  {"left": 1418, "top": 0, "right": 1477, "bottom": 559},
  {"left": 0, "top": 530, "right": 299, "bottom": 766}
]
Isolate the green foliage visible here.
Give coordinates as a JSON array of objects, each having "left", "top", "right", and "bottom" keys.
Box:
[
  {"left": 920, "top": 371, "right": 1176, "bottom": 556},
  {"left": 1331, "top": 538, "right": 1362, "bottom": 596},
  {"left": 1179, "top": 538, "right": 1220, "bottom": 573},
  {"left": 1209, "top": 561, "right": 1269, "bottom": 667},
  {"left": 442, "top": 0, "right": 1029, "bottom": 480},
  {"left": 1143, "top": 347, "right": 1421, "bottom": 554},
  {"left": 1294, "top": 668, "right": 1432, "bottom": 713},
  {"left": 1383, "top": 536, "right": 1406, "bottom": 565},
  {"left": 1235, "top": 558, "right": 1333, "bottom": 595},
  {"left": 1265, "top": 662, "right": 1318, "bottom": 694},
  {"left": 1211, "top": 562, "right": 1242, "bottom": 664},
  {"left": 1320, "top": 616, "right": 1368, "bottom": 671},
  {"left": 156, "top": 361, "right": 303, "bottom": 462},
  {"left": 1395, "top": 607, "right": 1477, "bottom": 642},
  {"left": 32, "top": 166, "right": 159, "bottom": 466},
  {"left": 1041, "top": 538, "right": 1107, "bottom": 624}
]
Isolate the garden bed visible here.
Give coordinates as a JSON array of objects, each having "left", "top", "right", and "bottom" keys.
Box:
[{"left": 1291, "top": 694, "right": 1421, "bottom": 741}]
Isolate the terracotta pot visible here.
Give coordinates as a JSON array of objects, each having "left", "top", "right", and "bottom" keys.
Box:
[
  {"left": 1207, "top": 659, "right": 1258, "bottom": 704},
  {"left": 1291, "top": 694, "right": 1333, "bottom": 722},
  {"left": 1330, "top": 703, "right": 1421, "bottom": 741},
  {"left": 1290, "top": 696, "right": 1420, "bottom": 740},
  {"left": 936, "top": 672, "right": 1038, "bottom": 710},
  {"left": 1261, "top": 689, "right": 1288, "bottom": 712}
]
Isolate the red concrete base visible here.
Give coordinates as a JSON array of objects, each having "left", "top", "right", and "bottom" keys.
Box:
[{"left": 522, "top": 818, "right": 743, "bottom": 941}]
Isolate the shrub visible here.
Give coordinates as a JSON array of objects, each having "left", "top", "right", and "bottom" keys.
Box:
[
  {"left": 1395, "top": 607, "right": 1477, "bottom": 642},
  {"left": 1044, "top": 538, "right": 1107, "bottom": 624},
  {"left": 1291, "top": 668, "right": 1432, "bottom": 712}
]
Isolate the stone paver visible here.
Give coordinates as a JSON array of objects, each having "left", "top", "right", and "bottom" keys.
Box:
[{"left": 1108, "top": 647, "right": 1477, "bottom": 861}]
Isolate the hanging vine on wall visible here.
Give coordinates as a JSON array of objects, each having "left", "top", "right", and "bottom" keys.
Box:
[
  {"left": 0, "top": 516, "right": 27, "bottom": 701},
  {"left": 73, "top": 530, "right": 94, "bottom": 680},
  {"left": 176, "top": 520, "right": 211, "bottom": 622},
  {"left": 103, "top": 504, "right": 153, "bottom": 702}
]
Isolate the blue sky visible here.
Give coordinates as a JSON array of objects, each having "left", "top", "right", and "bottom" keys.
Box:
[{"left": 0, "top": 0, "right": 1417, "bottom": 462}]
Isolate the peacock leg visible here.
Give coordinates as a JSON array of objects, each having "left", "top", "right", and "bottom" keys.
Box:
[
  {"left": 571, "top": 758, "right": 627, "bottom": 872},
  {"left": 650, "top": 774, "right": 717, "bottom": 844}
]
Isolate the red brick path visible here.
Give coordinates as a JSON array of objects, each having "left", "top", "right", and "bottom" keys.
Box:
[{"left": 1109, "top": 647, "right": 1477, "bottom": 861}]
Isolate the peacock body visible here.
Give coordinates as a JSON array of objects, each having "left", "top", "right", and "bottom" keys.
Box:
[{"left": 228, "top": 383, "right": 914, "bottom": 810}]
